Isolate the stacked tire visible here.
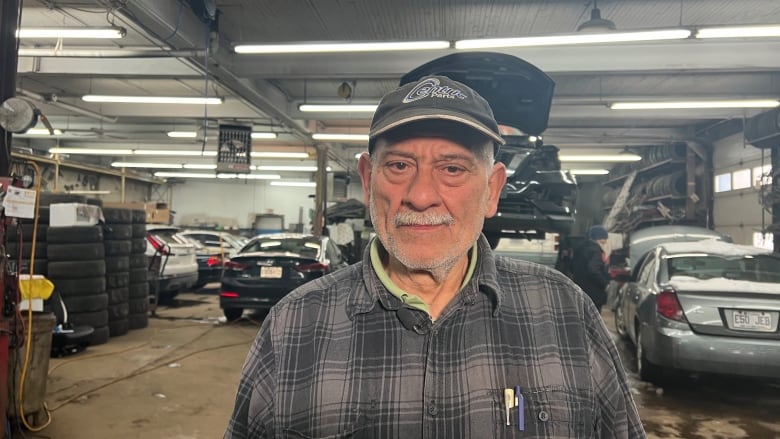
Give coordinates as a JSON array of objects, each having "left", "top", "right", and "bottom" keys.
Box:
[
  {"left": 103, "top": 208, "right": 133, "bottom": 337},
  {"left": 47, "top": 225, "right": 109, "bottom": 345},
  {"left": 128, "top": 209, "right": 149, "bottom": 330}
]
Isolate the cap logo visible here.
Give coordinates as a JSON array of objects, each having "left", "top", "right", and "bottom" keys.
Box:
[{"left": 402, "top": 77, "right": 468, "bottom": 104}]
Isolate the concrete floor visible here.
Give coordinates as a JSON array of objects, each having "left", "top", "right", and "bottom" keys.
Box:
[{"left": 8, "top": 289, "right": 780, "bottom": 438}]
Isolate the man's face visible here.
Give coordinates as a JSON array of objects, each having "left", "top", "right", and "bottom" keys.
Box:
[{"left": 358, "top": 136, "right": 506, "bottom": 272}]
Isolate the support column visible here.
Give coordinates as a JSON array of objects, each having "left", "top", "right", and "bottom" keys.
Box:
[
  {"left": 0, "top": 2, "right": 20, "bottom": 435},
  {"left": 772, "top": 146, "right": 779, "bottom": 253},
  {"left": 312, "top": 144, "right": 328, "bottom": 236},
  {"left": 0, "top": 0, "right": 20, "bottom": 175}
]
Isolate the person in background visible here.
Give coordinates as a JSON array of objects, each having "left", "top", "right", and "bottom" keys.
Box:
[
  {"left": 572, "top": 224, "right": 612, "bottom": 312},
  {"left": 224, "top": 76, "right": 644, "bottom": 438}
]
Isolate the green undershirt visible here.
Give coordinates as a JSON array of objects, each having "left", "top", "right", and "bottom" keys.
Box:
[{"left": 369, "top": 237, "right": 478, "bottom": 315}]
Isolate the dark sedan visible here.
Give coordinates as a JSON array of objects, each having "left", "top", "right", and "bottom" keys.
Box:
[
  {"left": 615, "top": 239, "right": 780, "bottom": 383},
  {"left": 219, "top": 233, "right": 348, "bottom": 321}
]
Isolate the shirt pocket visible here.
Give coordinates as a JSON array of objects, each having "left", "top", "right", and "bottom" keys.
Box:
[{"left": 495, "top": 387, "right": 595, "bottom": 438}]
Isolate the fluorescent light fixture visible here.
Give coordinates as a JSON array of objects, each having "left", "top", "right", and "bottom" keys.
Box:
[
  {"left": 610, "top": 100, "right": 780, "bottom": 110},
  {"left": 24, "top": 128, "right": 63, "bottom": 135},
  {"left": 134, "top": 150, "right": 217, "bottom": 156},
  {"left": 18, "top": 27, "right": 126, "bottom": 39},
  {"left": 251, "top": 132, "right": 278, "bottom": 139},
  {"left": 559, "top": 154, "right": 641, "bottom": 162},
  {"left": 312, "top": 133, "right": 369, "bottom": 142},
  {"left": 455, "top": 29, "right": 691, "bottom": 49},
  {"left": 82, "top": 95, "right": 223, "bottom": 105},
  {"left": 218, "top": 173, "right": 281, "bottom": 180},
  {"left": 250, "top": 152, "right": 309, "bottom": 158},
  {"left": 183, "top": 163, "right": 217, "bottom": 170},
  {"left": 696, "top": 25, "right": 780, "bottom": 39},
  {"left": 65, "top": 190, "right": 112, "bottom": 195},
  {"left": 111, "top": 162, "right": 183, "bottom": 169},
  {"left": 568, "top": 169, "right": 610, "bottom": 175},
  {"left": 254, "top": 165, "right": 317, "bottom": 172},
  {"left": 155, "top": 172, "right": 216, "bottom": 179},
  {"left": 234, "top": 41, "right": 450, "bottom": 54},
  {"left": 299, "top": 104, "right": 378, "bottom": 113},
  {"left": 50, "top": 147, "right": 133, "bottom": 155},
  {"left": 270, "top": 181, "right": 317, "bottom": 187},
  {"left": 167, "top": 131, "right": 198, "bottom": 138}
]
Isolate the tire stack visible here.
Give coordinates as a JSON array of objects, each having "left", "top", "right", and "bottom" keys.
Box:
[
  {"left": 46, "top": 225, "right": 109, "bottom": 345},
  {"left": 128, "top": 209, "right": 149, "bottom": 330},
  {"left": 102, "top": 208, "right": 133, "bottom": 337}
]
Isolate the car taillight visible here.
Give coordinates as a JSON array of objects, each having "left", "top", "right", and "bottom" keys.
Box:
[
  {"left": 656, "top": 288, "right": 687, "bottom": 322},
  {"left": 224, "top": 260, "right": 247, "bottom": 271},
  {"left": 220, "top": 291, "right": 239, "bottom": 298},
  {"left": 147, "top": 234, "right": 170, "bottom": 255},
  {"left": 294, "top": 262, "right": 329, "bottom": 273},
  {"left": 207, "top": 255, "right": 223, "bottom": 267}
]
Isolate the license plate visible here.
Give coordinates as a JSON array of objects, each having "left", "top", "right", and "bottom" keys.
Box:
[
  {"left": 732, "top": 310, "right": 773, "bottom": 332},
  {"left": 260, "top": 266, "right": 282, "bottom": 278}
]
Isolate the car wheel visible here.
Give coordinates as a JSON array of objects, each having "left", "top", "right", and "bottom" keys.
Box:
[
  {"left": 614, "top": 303, "right": 628, "bottom": 339},
  {"left": 636, "top": 329, "right": 662, "bottom": 383},
  {"left": 223, "top": 308, "right": 243, "bottom": 322}
]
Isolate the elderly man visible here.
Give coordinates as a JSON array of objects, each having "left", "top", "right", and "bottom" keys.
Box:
[{"left": 225, "top": 75, "right": 645, "bottom": 438}]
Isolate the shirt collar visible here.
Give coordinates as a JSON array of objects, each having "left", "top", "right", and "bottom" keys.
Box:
[{"left": 347, "top": 234, "right": 503, "bottom": 318}]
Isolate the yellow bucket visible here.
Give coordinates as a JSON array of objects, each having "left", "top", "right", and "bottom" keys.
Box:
[{"left": 18, "top": 274, "right": 55, "bottom": 300}]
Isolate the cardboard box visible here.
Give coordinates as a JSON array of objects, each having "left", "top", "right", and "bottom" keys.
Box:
[
  {"left": 147, "top": 206, "right": 170, "bottom": 224},
  {"left": 49, "top": 203, "right": 103, "bottom": 227}
]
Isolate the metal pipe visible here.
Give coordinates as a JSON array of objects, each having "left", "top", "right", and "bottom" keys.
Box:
[{"left": 16, "top": 88, "right": 119, "bottom": 123}]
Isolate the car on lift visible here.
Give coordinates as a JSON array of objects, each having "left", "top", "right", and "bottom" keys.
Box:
[{"left": 401, "top": 52, "right": 577, "bottom": 248}]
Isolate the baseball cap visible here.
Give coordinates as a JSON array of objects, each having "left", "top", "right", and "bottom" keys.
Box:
[
  {"left": 589, "top": 225, "right": 609, "bottom": 240},
  {"left": 368, "top": 75, "right": 505, "bottom": 152}
]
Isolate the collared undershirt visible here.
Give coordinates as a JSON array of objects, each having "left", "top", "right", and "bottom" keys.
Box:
[{"left": 369, "top": 237, "right": 478, "bottom": 316}]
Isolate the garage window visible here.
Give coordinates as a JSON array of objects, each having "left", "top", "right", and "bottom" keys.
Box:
[
  {"left": 714, "top": 173, "right": 732, "bottom": 193},
  {"left": 732, "top": 169, "right": 751, "bottom": 190},
  {"left": 753, "top": 232, "right": 774, "bottom": 250},
  {"left": 753, "top": 164, "right": 772, "bottom": 188}
]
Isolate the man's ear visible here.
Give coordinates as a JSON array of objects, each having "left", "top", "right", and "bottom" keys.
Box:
[
  {"left": 357, "top": 152, "right": 373, "bottom": 206},
  {"left": 485, "top": 161, "right": 507, "bottom": 218}
]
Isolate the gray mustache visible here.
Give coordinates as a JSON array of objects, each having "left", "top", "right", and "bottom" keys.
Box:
[{"left": 394, "top": 212, "right": 455, "bottom": 226}]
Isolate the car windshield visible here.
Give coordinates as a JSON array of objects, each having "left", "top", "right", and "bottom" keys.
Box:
[
  {"left": 241, "top": 237, "right": 321, "bottom": 258},
  {"left": 667, "top": 254, "right": 780, "bottom": 283}
]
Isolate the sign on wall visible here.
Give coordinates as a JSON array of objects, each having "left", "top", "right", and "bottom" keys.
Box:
[{"left": 216, "top": 124, "right": 252, "bottom": 173}]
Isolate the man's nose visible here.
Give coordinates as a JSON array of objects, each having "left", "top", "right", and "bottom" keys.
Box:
[{"left": 403, "top": 170, "right": 442, "bottom": 209}]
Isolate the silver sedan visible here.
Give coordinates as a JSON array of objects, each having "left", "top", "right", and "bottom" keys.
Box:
[{"left": 615, "top": 239, "right": 780, "bottom": 383}]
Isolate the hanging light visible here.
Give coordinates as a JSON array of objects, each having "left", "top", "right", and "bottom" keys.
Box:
[{"left": 577, "top": 0, "right": 616, "bottom": 32}]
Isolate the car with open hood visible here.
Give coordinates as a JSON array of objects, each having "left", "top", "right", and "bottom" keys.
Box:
[{"left": 401, "top": 52, "right": 577, "bottom": 247}]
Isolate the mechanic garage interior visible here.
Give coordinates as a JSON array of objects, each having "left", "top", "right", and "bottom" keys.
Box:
[{"left": 1, "top": 1, "right": 779, "bottom": 438}]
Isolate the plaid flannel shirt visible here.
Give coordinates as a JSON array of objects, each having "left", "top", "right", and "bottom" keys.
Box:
[{"left": 225, "top": 235, "right": 645, "bottom": 438}]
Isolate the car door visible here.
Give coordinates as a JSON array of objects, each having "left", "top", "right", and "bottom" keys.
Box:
[{"left": 625, "top": 252, "right": 657, "bottom": 343}]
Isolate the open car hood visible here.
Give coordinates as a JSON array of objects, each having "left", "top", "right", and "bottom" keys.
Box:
[{"left": 400, "top": 52, "right": 555, "bottom": 136}]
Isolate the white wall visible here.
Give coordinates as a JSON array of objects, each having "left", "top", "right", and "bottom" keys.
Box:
[
  {"left": 36, "top": 162, "right": 150, "bottom": 203},
  {"left": 170, "top": 179, "right": 318, "bottom": 230},
  {"left": 712, "top": 132, "right": 772, "bottom": 245}
]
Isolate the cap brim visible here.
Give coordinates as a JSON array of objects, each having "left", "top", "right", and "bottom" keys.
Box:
[{"left": 370, "top": 110, "right": 505, "bottom": 146}]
